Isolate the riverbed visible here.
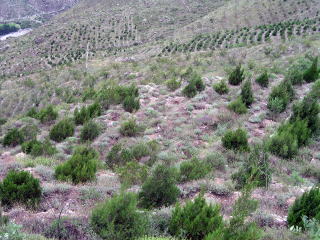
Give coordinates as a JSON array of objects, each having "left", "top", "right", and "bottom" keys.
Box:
[{"left": 0, "top": 28, "right": 32, "bottom": 41}]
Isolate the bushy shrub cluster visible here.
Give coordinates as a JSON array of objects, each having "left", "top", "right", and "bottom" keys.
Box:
[
  {"left": 169, "top": 194, "right": 223, "bottom": 240},
  {"left": 90, "top": 192, "right": 147, "bottom": 240},
  {"left": 232, "top": 145, "right": 271, "bottom": 190},
  {"left": 120, "top": 119, "right": 144, "bottom": 137},
  {"left": 268, "top": 120, "right": 310, "bottom": 159},
  {"left": 139, "top": 164, "right": 180, "bottom": 209},
  {"left": 55, "top": 147, "right": 98, "bottom": 184},
  {"left": 182, "top": 72, "right": 205, "bottom": 98},
  {"left": 228, "top": 65, "right": 245, "bottom": 85},
  {"left": 74, "top": 102, "right": 102, "bottom": 125},
  {"left": 21, "top": 139, "right": 56, "bottom": 157},
  {"left": 166, "top": 78, "right": 181, "bottom": 91},
  {"left": 205, "top": 185, "right": 261, "bottom": 240},
  {"left": 213, "top": 80, "right": 229, "bottom": 95},
  {"left": 106, "top": 141, "right": 159, "bottom": 169},
  {"left": 116, "top": 161, "right": 148, "bottom": 187},
  {"left": 288, "top": 187, "right": 320, "bottom": 229},
  {"left": 3, "top": 128, "right": 24, "bottom": 147},
  {"left": 303, "top": 57, "right": 319, "bottom": 83},
  {"left": 228, "top": 98, "right": 247, "bottom": 114},
  {"left": 255, "top": 71, "right": 269, "bottom": 88},
  {"left": 49, "top": 118, "right": 75, "bottom": 142},
  {"left": 240, "top": 80, "right": 254, "bottom": 107},
  {"left": 80, "top": 120, "right": 100, "bottom": 141},
  {"left": 96, "top": 84, "right": 139, "bottom": 110},
  {"left": 179, "top": 157, "right": 211, "bottom": 182},
  {"left": 222, "top": 128, "right": 249, "bottom": 152},
  {"left": 291, "top": 96, "right": 320, "bottom": 133},
  {"left": 27, "top": 105, "right": 58, "bottom": 123},
  {"left": 0, "top": 170, "right": 42, "bottom": 208},
  {"left": 123, "top": 95, "right": 140, "bottom": 113},
  {"left": 269, "top": 81, "right": 320, "bottom": 159},
  {"left": 286, "top": 57, "right": 313, "bottom": 85},
  {"left": 267, "top": 80, "right": 294, "bottom": 113}
]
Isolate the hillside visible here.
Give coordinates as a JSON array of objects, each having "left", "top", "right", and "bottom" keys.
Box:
[
  {"left": 0, "top": 0, "right": 78, "bottom": 23},
  {"left": 0, "top": 0, "right": 320, "bottom": 239}
]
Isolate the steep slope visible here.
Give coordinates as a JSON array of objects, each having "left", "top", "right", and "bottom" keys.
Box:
[{"left": 0, "top": 0, "right": 79, "bottom": 21}]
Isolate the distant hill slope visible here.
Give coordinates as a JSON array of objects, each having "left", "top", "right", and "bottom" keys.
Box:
[
  {"left": 0, "top": 0, "right": 319, "bottom": 78},
  {"left": 0, "top": 0, "right": 79, "bottom": 21}
]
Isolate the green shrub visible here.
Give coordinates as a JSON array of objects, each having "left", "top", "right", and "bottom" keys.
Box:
[
  {"left": 166, "top": 79, "right": 181, "bottom": 91},
  {"left": 228, "top": 98, "right": 247, "bottom": 114},
  {"left": 26, "top": 107, "right": 38, "bottom": 119},
  {"left": 3, "top": 128, "right": 24, "bottom": 147},
  {"left": 139, "top": 165, "right": 180, "bottom": 209},
  {"left": 286, "top": 57, "right": 312, "bottom": 85},
  {"left": 213, "top": 80, "right": 229, "bottom": 94},
  {"left": 232, "top": 144, "right": 271, "bottom": 190},
  {"left": 191, "top": 73, "right": 205, "bottom": 92},
  {"left": 96, "top": 84, "right": 139, "bottom": 108},
  {"left": 0, "top": 118, "right": 6, "bottom": 125},
  {"left": 310, "top": 79, "right": 320, "bottom": 99},
  {"left": 106, "top": 144, "right": 134, "bottom": 169},
  {"left": 90, "top": 192, "right": 147, "bottom": 240},
  {"left": 241, "top": 80, "right": 254, "bottom": 107},
  {"left": 303, "top": 57, "right": 319, "bottom": 83},
  {"left": 55, "top": 147, "right": 98, "bottom": 184},
  {"left": 37, "top": 105, "right": 58, "bottom": 123},
  {"left": 49, "top": 118, "right": 75, "bottom": 142},
  {"left": 74, "top": 102, "right": 102, "bottom": 125},
  {"left": 169, "top": 194, "right": 223, "bottom": 240},
  {"left": 268, "top": 122, "right": 301, "bottom": 159},
  {"left": 255, "top": 71, "right": 269, "bottom": 88},
  {"left": 182, "top": 82, "right": 197, "bottom": 98},
  {"left": 287, "top": 187, "right": 320, "bottom": 229},
  {"left": 179, "top": 158, "right": 211, "bottom": 182},
  {"left": 228, "top": 65, "right": 245, "bottom": 85},
  {"left": 205, "top": 185, "right": 261, "bottom": 240},
  {"left": 116, "top": 161, "right": 148, "bottom": 187},
  {"left": 222, "top": 128, "right": 249, "bottom": 152},
  {"left": 80, "top": 121, "right": 100, "bottom": 141},
  {"left": 120, "top": 119, "right": 143, "bottom": 137},
  {"left": 182, "top": 73, "right": 205, "bottom": 98},
  {"left": 0, "top": 170, "right": 42, "bottom": 208},
  {"left": 267, "top": 97, "right": 285, "bottom": 114},
  {"left": 123, "top": 95, "right": 140, "bottom": 113},
  {"left": 291, "top": 96, "right": 320, "bottom": 134},
  {"left": 21, "top": 139, "right": 56, "bottom": 157},
  {"left": 87, "top": 101, "right": 102, "bottom": 118},
  {"left": 267, "top": 80, "right": 294, "bottom": 113}
]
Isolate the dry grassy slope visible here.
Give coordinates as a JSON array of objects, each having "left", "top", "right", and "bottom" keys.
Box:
[
  {"left": 174, "top": 0, "right": 320, "bottom": 41},
  {"left": 0, "top": 0, "right": 79, "bottom": 21}
]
